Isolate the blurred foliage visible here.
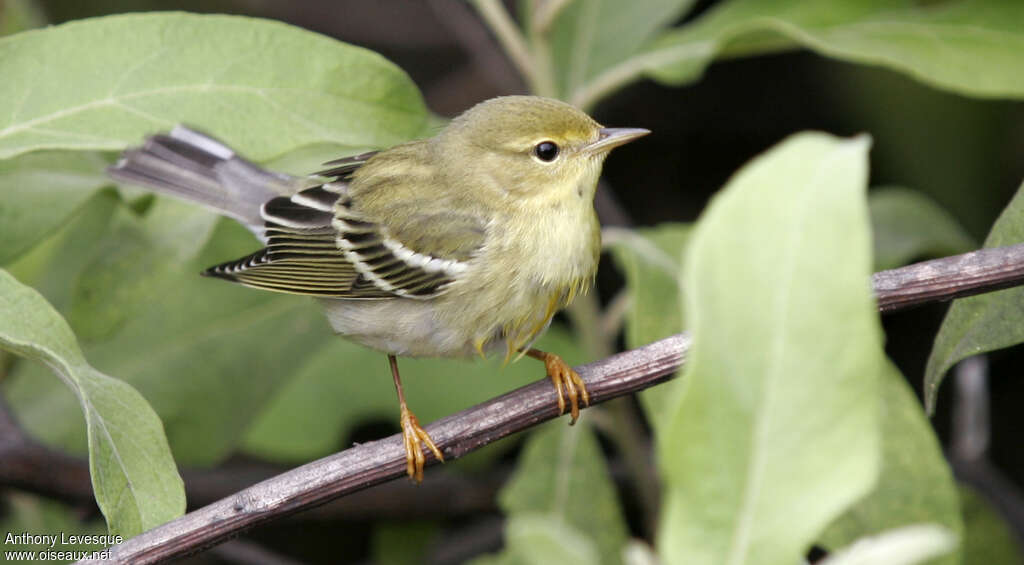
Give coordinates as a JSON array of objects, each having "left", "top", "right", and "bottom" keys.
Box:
[
  {"left": 959, "top": 485, "right": 1024, "bottom": 565},
  {"left": 820, "top": 363, "right": 961, "bottom": 565},
  {"left": 658, "top": 133, "right": 889, "bottom": 564},
  {"left": 925, "top": 180, "right": 1024, "bottom": 414},
  {"left": 869, "top": 187, "right": 976, "bottom": 271},
  {"left": 481, "top": 423, "right": 630, "bottom": 564},
  {"left": 1, "top": 1, "right": 1023, "bottom": 564}
]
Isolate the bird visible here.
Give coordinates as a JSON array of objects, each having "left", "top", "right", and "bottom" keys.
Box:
[{"left": 108, "top": 95, "right": 649, "bottom": 482}]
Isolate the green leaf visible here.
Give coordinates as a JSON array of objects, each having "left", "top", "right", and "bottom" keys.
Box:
[
  {"left": 659, "top": 132, "right": 883, "bottom": 564},
  {"left": 924, "top": 179, "right": 1024, "bottom": 413},
  {"left": 539, "top": 0, "right": 696, "bottom": 100},
  {"left": 605, "top": 224, "right": 691, "bottom": 348},
  {"left": 574, "top": 0, "right": 1024, "bottom": 108},
  {"left": 959, "top": 485, "right": 1024, "bottom": 565},
  {"left": 820, "top": 363, "right": 962, "bottom": 565},
  {"left": 869, "top": 187, "right": 975, "bottom": 271},
  {"left": 68, "top": 198, "right": 220, "bottom": 340},
  {"left": 0, "top": 268, "right": 185, "bottom": 537},
  {"left": 0, "top": 151, "right": 111, "bottom": 266},
  {"left": 490, "top": 423, "right": 629, "bottom": 565},
  {"left": 820, "top": 525, "right": 957, "bottom": 565},
  {"left": 0, "top": 12, "right": 429, "bottom": 160},
  {"left": 604, "top": 223, "right": 691, "bottom": 428}
]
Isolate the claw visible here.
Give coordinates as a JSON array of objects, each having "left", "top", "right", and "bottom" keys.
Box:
[
  {"left": 527, "top": 349, "right": 590, "bottom": 424},
  {"left": 400, "top": 406, "right": 443, "bottom": 483},
  {"left": 390, "top": 354, "right": 443, "bottom": 483}
]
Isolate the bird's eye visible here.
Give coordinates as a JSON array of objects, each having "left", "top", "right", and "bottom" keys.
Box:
[{"left": 533, "top": 141, "right": 560, "bottom": 162}]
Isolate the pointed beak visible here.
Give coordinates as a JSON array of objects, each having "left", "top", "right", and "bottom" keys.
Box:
[{"left": 585, "top": 127, "right": 650, "bottom": 154}]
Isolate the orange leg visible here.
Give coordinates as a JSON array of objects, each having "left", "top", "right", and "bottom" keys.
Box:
[
  {"left": 525, "top": 348, "right": 590, "bottom": 424},
  {"left": 389, "top": 355, "right": 443, "bottom": 482}
]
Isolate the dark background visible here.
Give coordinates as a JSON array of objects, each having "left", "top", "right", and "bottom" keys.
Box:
[{"left": 13, "top": 0, "right": 1024, "bottom": 562}]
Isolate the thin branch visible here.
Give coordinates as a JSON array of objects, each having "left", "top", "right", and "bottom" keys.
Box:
[
  {"left": 872, "top": 242, "right": 1024, "bottom": 312},
  {"left": 523, "top": 13, "right": 559, "bottom": 98},
  {"left": 79, "top": 240, "right": 1024, "bottom": 564},
  {"left": 470, "top": 0, "right": 537, "bottom": 90}
]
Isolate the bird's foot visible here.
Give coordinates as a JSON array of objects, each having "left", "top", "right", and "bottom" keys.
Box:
[
  {"left": 399, "top": 406, "right": 443, "bottom": 483},
  {"left": 537, "top": 351, "right": 590, "bottom": 424}
]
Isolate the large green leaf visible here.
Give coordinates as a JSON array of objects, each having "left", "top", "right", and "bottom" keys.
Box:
[
  {"left": 0, "top": 12, "right": 429, "bottom": 160},
  {"left": 0, "top": 268, "right": 184, "bottom": 537},
  {"left": 659, "top": 133, "right": 883, "bottom": 564},
  {"left": 820, "top": 363, "right": 962, "bottom": 565},
  {"left": 573, "top": 0, "right": 1024, "bottom": 108},
  {"left": 869, "top": 187, "right": 975, "bottom": 271},
  {"left": 472, "top": 422, "right": 628, "bottom": 565},
  {"left": 924, "top": 180, "right": 1024, "bottom": 414},
  {"left": 604, "top": 223, "right": 691, "bottom": 428},
  {"left": 0, "top": 151, "right": 111, "bottom": 266}
]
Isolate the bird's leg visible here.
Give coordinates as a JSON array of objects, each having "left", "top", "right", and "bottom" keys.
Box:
[
  {"left": 389, "top": 355, "right": 443, "bottom": 482},
  {"left": 524, "top": 348, "right": 590, "bottom": 424}
]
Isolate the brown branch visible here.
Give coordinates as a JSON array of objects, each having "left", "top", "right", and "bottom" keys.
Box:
[
  {"left": 873, "top": 242, "right": 1024, "bottom": 312},
  {"left": 77, "top": 240, "right": 1024, "bottom": 564}
]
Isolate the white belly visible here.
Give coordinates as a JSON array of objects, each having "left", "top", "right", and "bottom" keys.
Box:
[{"left": 319, "top": 297, "right": 484, "bottom": 358}]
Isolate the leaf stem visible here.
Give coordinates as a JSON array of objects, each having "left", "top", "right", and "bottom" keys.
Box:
[
  {"left": 532, "top": 0, "right": 573, "bottom": 33},
  {"left": 524, "top": 0, "right": 560, "bottom": 98},
  {"left": 471, "top": 0, "right": 539, "bottom": 92}
]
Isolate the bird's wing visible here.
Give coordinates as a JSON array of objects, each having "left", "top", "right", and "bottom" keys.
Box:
[{"left": 205, "top": 176, "right": 487, "bottom": 300}]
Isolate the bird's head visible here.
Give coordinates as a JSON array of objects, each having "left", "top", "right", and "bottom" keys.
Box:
[{"left": 435, "top": 96, "right": 649, "bottom": 203}]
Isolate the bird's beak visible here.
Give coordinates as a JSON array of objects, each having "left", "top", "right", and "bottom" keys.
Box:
[{"left": 585, "top": 127, "right": 651, "bottom": 154}]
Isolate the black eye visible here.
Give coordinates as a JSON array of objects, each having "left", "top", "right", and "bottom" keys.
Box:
[{"left": 533, "top": 141, "right": 559, "bottom": 162}]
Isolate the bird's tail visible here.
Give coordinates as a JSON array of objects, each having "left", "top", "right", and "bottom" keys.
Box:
[{"left": 108, "top": 126, "right": 299, "bottom": 228}]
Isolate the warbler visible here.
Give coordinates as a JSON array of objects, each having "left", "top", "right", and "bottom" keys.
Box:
[{"left": 109, "top": 95, "right": 648, "bottom": 481}]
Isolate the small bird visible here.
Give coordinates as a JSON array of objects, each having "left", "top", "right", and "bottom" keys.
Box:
[{"left": 109, "top": 95, "right": 648, "bottom": 481}]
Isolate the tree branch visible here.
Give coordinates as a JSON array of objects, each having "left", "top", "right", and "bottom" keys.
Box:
[
  {"left": 873, "top": 243, "right": 1024, "bottom": 312},
  {"left": 78, "top": 240, "right": 1024, "bottom": 564}
]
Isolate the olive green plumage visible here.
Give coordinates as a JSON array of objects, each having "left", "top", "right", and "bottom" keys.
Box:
[{"left": 109, "top": 95, "right": 648, "bottom": 360}]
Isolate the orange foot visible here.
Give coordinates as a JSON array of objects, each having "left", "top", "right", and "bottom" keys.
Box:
[
  {"left": 527, "top": 349, "right": 591, "bottom": 424},
  {"left": 400, "top": 406, "right": 444, "bottom": 483}
]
